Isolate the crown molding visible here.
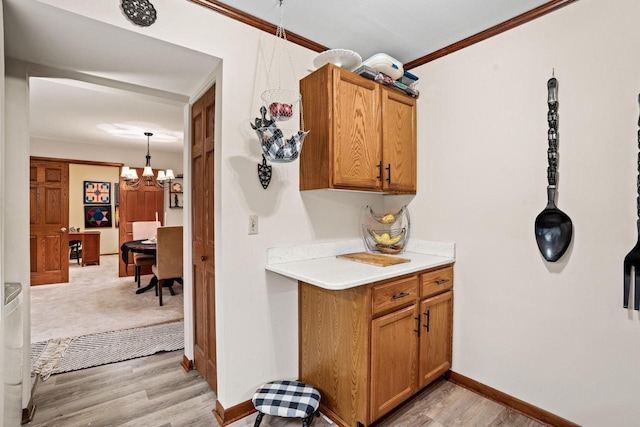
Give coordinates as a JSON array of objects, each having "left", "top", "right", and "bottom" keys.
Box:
[
  {"left": 188, "top": 0, "right": 328, "bottom": 53},
  {"left": 188, "top": 0, "right": 579, "bottom": 70},
  {"left": 404, "top": 0, "right": 579, "bottom": 69}
]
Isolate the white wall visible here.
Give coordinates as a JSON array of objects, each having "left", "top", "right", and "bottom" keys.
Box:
[
  {"left": 18, "top": 1, "right": 640, "bottom": 424},
  {"left": 408, "top": 0, "right": 640, "bottom": 425},
  {"left": 69, "top": 164, "right": 119, "bottom": 254},
  {"left": 5, "top": 61, "right": 31, "bottom": 421},
  {"left": 0, "top": 0, "right": 6, "bottom": 423},
  {"left": 22, "top": 0, "right": 384, "bottom": 410}
]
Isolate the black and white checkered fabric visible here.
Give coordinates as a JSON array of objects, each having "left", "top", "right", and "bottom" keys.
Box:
[{"left": 252, "top": 380, "right": 321, "bottom": 419}]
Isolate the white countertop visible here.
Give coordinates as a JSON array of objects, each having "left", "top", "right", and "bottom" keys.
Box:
[{"left": 265, "top": 239, "right": 455, "bottom": 290}]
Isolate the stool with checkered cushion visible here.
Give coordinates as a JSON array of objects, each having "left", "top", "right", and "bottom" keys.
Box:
[{"left": 252, "top": 380, "right": 321, "bottom": 427}]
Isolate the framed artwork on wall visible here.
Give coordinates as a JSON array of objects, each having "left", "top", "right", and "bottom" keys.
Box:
[
  {"left": 84, "top": 205, "right": 112, "bottom": 228},
  {"left": 84, "top": 181, "right": 111, "bottom": 204},
  {"left": 114, "top": 182, "right": 120, "bottom": 206}
]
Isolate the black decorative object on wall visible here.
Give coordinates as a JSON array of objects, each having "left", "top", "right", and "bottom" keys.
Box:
[
  {"left": 84, "top": 205, "right": 112, "bottom": 228},
  {"left": 258, "top": 154, "right": 273, "bottom": 189},
  {"left": 121, "top": 0, "right": 157, "bottom": 27},
  {"left": 534, "top": 76, "right": 573, "bottom": 262},
  {"left": 623, "top": 94, "right": 640, "bottom": 310}
]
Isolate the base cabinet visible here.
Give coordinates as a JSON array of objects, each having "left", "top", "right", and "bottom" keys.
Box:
[
  {"left": 370, "top": 304, "right": 418, "bottom": 421},
  {"left": 419, "top": 291, "right": 453, "bottom": 389},
  {"left": 69, "top": 231, "right": 100, "bottom": 267},
  {"left": 299, "top": 264, "right": 454, "bottom": 427}
]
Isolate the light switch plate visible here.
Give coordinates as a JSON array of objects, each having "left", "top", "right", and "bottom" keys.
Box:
[{"left": 249, "top": 214, "right": 258, "bottom": 235}]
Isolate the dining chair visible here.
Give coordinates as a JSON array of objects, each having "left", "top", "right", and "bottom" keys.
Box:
[
  {"left": 69, "top": 240, "right": 82, "bottom": 264},
  {"left": 131, "top": 221, "right": 160, "bottom": 287},
  {"left": 152, "top": 226, "right": 183, "bottom": 306}
]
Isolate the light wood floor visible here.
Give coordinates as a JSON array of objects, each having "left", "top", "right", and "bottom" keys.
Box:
[{"left": 29, "top": 351, "right": 546, "bottom": 427}]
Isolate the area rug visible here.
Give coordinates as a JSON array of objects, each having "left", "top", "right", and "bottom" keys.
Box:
[{"left": 31, "top": 320, "right": 184, "bottom": 380}]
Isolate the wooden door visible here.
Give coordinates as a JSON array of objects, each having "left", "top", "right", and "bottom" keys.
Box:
[
  {"left": 117, "top": 173, "right": 164, "bottom": 277},
  {"left": 333, "top": 68, "right": 382, "bottom": 190},
  {"left": 370, "top": 304, "right": 418, "bottom": 421},
  {"left": 418, "top": 291, "right": 453, "bottom": 389},
  {"left": 382, "top": 87, "right": 417, "bottom": 193},
  {"left": 30, "top": 158, "right": 70, "bottom": 285},
  {"left": 192, "top": 84, "right": 217, "bottom": 393}
]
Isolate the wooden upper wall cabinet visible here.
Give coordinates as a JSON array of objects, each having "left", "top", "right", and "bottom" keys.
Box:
[{"left": 299, "top": 63, "right": 417, "bottom": 194}]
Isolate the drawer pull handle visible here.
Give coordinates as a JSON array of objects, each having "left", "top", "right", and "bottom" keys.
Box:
[
  {"left": 392, "top": 291, "right": 410, "bottom": 300},
  {"left": 436, "top": 279, "right": 450, "bottom": 285},
  {"left": 423, "top": 310, "right": 430, "bottom": 332}
]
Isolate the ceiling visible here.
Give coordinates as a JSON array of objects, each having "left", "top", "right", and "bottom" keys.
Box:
[
  {"left": 3, "top": 0, "right": 221, "bottom": 152},
  {"left": 223, "top": 0, "right": 554, "bottom": 65},
  {"left": 3, "top": 0, "right": 562, "bottom": 152}
]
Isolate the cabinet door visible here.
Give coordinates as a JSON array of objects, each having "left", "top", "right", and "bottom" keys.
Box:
[
  {"left": 418, "top": 291, "right": 453, "bottom": 389},
  {"left": 381, "top": 88, "right": 417, "bottom": 193},
  {"left": 333, "top": 69, "right": 382, "bottom": 190},
  {"left": 370, "top": 304, "right": 418, "bottom": 421}
]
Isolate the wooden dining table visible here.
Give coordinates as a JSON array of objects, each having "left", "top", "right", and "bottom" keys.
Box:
[{"left": 120, "top": 239, "right": 158, "bottom": 294}]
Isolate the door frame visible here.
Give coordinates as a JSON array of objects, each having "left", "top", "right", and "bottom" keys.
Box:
[{"left": 16, "top": 53, "right": 202, "bottom": 421}]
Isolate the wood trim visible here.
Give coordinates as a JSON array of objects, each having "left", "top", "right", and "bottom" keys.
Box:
[
  {"left": 446, "top": 371, "right": 580, "bottom": 427},
  {"left": 181, "top": 354, "right": 194, "bottom": 372},
  {"left": 189, "top": 0, "right": 577, "bottom": 70},
  {"left": 22, "top": 396, "right": 36, "bottom": 424},
  {"left": 22, "top": 376, "right": 39, "bottom": 424},
  {"left": 318, "top": 403, "right": 350, "bottom": 427},
  {"left": 22, "top": 399, "right": 36, "bottom": 425},
  {"left": 187, "top": 0, "right": 329, "bottom": 53},
  {"left": 212, "top": 399, "right": 255, "bottom": 426},
  {"left": 30, "top": 156, "right": 123, "bottom": 168},
  {"left": 404, "top": 0, "right": 579, "bottom": 69}
]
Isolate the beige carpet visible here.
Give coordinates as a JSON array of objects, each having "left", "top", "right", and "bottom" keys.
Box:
[{"left": 30, "top": 254, "right": 183, "bottom": 343}]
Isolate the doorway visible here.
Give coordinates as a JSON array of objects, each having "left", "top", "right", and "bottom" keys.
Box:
[{"left": 28, "top": 159, "right": 183, "bottom": 343}]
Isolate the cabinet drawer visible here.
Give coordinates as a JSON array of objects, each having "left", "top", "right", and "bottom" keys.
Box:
[
  {"left": 372, "top": 276, "right": 418, "bottom": 316},
  {"left": 420, "top": 266, "right": 453, "bottom": 298}
]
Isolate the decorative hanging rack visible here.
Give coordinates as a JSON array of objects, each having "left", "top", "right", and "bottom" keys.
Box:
[{"left": 250, "top": 0, "right": 309, "bottom": 189}]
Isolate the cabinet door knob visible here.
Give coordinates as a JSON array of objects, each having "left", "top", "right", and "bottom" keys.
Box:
[
  {"left": 414, "top": 315, "right": 421, "bottom": 337},
  {"left": 200, "top": 255, "right": 207, "bottom": 261},
  {"left": 377, "top": 161, "right": 383, "bottom": 181},
  {"left": 60, "top": 227, "right": 67, "bottom": 232},
  {"left": 385, "top": 164, "right": 391, "bottom": 184}
]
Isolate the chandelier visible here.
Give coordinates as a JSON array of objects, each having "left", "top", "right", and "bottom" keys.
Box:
[{"left": 121, "top": 132, "right": 174, "bottom": 187}]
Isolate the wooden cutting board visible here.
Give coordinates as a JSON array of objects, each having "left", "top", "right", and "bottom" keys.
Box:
[{"left": 336, "top": 252, "right": 411, "bottom": 267}]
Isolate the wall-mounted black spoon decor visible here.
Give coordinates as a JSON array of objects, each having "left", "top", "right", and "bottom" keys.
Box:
[
  {"left": 623, "top": 94, "right": 640, "bottom": 309},
  {"left": 535, "top": 77, "right": 573, "bottom": 262}
]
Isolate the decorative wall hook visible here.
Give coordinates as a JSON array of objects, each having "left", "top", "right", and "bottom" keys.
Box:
[{"left": 258, "top": 154, "right": 272, "bottom": 189}]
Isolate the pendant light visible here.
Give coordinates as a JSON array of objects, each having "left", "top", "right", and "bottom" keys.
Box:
[{"left": 121, "top": 132, "right": 175, "bottom": 187}]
